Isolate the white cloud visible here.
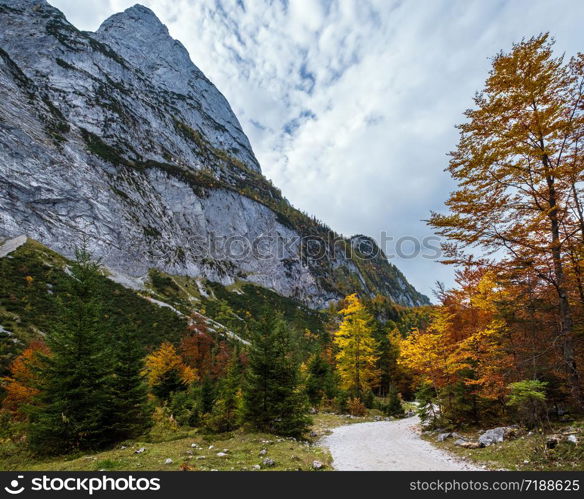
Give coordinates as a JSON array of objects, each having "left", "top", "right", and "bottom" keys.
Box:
[{"left": 50, "top": 0, "right": 584, "bottom": 298}]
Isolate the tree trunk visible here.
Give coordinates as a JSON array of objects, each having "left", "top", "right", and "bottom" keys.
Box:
[
  {"left": 545, "top": 160, "right": 584, "bottom": 408},
  {"left": 355, "top": 338, "right": 361, "bottom": 399},
  {"left": 568, "top": 247, "right": 584, "bottom": 306}
]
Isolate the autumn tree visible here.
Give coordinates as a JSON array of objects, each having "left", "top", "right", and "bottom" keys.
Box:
[
  {"left": 1, "top": 341, "right": 48, "bottom": 420},
  {"left": 333, "top": 294, "right": 379, "bottom": 398},
  {"left": 400, "top": 269, "right": 514, "bottom": 423},
  {"left": 398, "top": 326, "right": 451, "bottom": 393},
  {"left": 143, "top": 342, "right": 197, "bottom": 400},
  {"left": 180, "top": 312, "right": 232, "bottom": 384},
  {"left": 180, "top": 330, "right": 214, "bottom": 379},
  {"left": 447, "top": 271, "right": 514, "bottom": 402},
  {"left": 429, "top": 34, "right": 584, "bottom": 407}
]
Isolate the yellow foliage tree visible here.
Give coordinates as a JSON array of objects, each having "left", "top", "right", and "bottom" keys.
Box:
[
  {"left": 333, "top": 294, "right": 379, "bottom": 397},
  {"left": 398, "top": 326, "right": 452, "bottom": 390},
  {"left": 143, "top": 342, "right": 197, "bottom": 399}
]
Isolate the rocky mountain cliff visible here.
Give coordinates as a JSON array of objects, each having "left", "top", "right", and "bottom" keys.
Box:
[{"left": 0, "top": 0, "right": 429, "bottom": 308}]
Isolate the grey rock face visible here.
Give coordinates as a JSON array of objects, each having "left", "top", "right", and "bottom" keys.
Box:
[{"left": 0, "top": 0, "right": 429, "bottom": 308}]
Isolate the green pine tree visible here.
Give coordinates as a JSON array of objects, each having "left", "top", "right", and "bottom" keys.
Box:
[
  {"left": 200, "top": 376, "right": 216, "bottom": 414},
  {"left": 243, "top": 316, "right": 311, "bottom": 438},
  {"left": 168, "top": 386, "right": 203, "bottom": 427},
  {"left": 106, "top": 326, "right": 153, "bottom": 441},
  {"left": 305, "top": 351, "right": 336, "bottom": 407},
  {"left": 151, "top": 369, "right": 186, "bottom": 401},
  {"left": 384, "top": 385, "right": 405, "bottom": 417},
  {"left": 207, "top": 353, "right": 243, "bottom": 432},
  {"left": 28, "top": 249, "right": 113, "bottom": 454}
]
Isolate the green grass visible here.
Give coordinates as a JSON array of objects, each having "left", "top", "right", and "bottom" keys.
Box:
[
  {"left": 425, "top": 421, "right": 584, "bottom": 471},
  {"left": 0, "top": 413, "right": 365, "bottom": 472}
]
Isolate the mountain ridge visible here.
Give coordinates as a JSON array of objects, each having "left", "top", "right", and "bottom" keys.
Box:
[{"left": 0, "top": 0, "right": 429, "bottom": 308}]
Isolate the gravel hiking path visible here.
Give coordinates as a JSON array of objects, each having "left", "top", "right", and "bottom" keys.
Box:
[{"left": 320, "top": 416, "right": 481, "bottom": 471}]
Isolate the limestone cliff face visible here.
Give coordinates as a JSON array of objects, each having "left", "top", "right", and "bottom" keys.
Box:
[{"left": 0, "top": 0, "right": 429, "bottom": 308}]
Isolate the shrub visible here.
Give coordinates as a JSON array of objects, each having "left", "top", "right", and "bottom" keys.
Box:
[
  {"left": 507, "top": 380, "right": 548, "bottom": 429},
  {"left": 362, "top": 390, "right": 375, "bottom": 409},
  {"left": 347, "top": 397, "right": 366, "bottom": 416}
]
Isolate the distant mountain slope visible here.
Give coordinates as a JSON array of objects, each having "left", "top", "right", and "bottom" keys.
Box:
[
  {"left": 0, "top": 236, "right": 327, "bottom": 376},
  {"left": 0, "top": 0, "right": 429, "bottom": 308}
]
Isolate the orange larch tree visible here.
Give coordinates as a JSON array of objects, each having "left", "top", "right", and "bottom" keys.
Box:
[{"left": 1, "top": 341, "right": 49, "bottom": 420}]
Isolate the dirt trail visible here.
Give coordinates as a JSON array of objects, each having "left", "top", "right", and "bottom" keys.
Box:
[{"left": 320, "top": 416, "right": 481, "bottom": 471}]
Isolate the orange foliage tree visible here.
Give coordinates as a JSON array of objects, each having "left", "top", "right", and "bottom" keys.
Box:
[
  {"left": 180, "top": 313, "right": 232, "bottom": 380},
  {"left": 399, "top": 269, "right": 514, "bottom": 421},
  {"left": 1, "top": 341, "right": 49, "bottom": 420}
]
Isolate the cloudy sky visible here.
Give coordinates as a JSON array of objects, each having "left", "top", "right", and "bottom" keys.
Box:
[{"left": 51, "top": 0, "right": 584, "bottom": 299}]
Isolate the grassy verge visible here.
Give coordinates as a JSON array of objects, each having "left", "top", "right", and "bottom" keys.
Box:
[
  {"left": 0, "top": 413, "right": 375, "bottom": 472},
  {"left": 423, "top": 420, "right": 584, "bottom": 471}
]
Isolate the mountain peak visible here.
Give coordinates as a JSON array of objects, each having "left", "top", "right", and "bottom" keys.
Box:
[
  {"left": 97, "top": 4, "right": 168, "bottom": 37},
  {"left": 95, "top": 3, "right": 198, "bottom": 93},
  {"left": 124, "top": 4, "right": 158, "bottom": 18},
  {"left": 92, "top": 1, "right": 261, "bottom": 173}
]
